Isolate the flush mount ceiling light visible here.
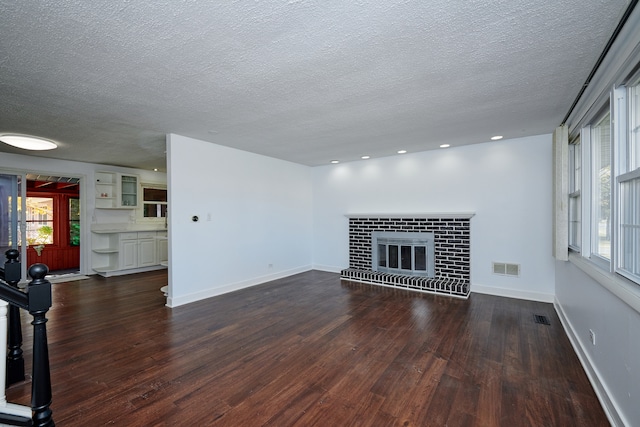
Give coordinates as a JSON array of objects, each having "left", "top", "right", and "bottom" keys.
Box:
[
  {"left": 397, "top": 150, "right": 407, "bottom": 154},
  {"left": 440, "top": 144, "right": 450, "bottom": 148},
  {"left": 330, "top": 160, "right": 340, "bottom": 164},
  {"left": 0, "top": 134, "right": 58, "bottom": 150},
  {"left": 361, "top": 155, "right": 370, "bottom": 159},
  {"left": 491, "top": 135, "right": 503, "bottom": 141}
]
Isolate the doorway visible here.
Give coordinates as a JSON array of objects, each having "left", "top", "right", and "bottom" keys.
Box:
[
  {"left": 0, "top": 172, "right": 82, "bottom": 278},
  {"left": 24, "top": 174, "right": 80, "bottom": 274}
]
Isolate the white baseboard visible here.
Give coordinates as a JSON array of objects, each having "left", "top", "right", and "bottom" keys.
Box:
[
  {"left": 167, "top": 265, "right": 312, "bottom": 307},
  {"left": 48, "top": 274, "right": 90, "bottom": 284},
  {"left": 554, "top": 299, "right": 625, "bottom": 427},
  {"left": 471, "top": 283, "right": 554, "bottom": 303},
  {"left": 311, "top": 264, "right": 344, "bottom": 273},
  {"left": 94, "top": 264, "right": 166, "bottom": 278}
]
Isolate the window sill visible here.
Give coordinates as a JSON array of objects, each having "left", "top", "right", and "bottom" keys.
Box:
[{"left": 568, "top": 252, "right": 640, "bottom": 314}]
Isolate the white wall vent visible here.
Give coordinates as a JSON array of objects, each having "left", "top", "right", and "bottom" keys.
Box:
[{"left": 492, "top": 262, "right": 520, "bottom": 277}]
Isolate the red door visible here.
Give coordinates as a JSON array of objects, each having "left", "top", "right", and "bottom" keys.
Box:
[{"left": 25, "top": 179, "right": 80, "bottom": 273}]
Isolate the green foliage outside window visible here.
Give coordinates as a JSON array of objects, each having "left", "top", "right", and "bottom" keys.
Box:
[
  {"left": 28, "top": 225, "right": 53, "bottom": 245},
  {"left": 69, "top": 198, "right": 80, "bottom": 246}
]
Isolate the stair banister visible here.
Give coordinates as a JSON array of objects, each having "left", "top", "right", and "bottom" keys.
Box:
[
  {"left": 26, "top": 264, "right": 54, "bottom": 427},
  {"left": 0, "top": 248, "right": 31, "bottom": 422},
  {"left": 0, "top": 298, "right": 32, "bottom": 421},
  {"left": 0, "top": 261, "right": 55, "bottom": 427},
  {"left": 2, "top": 249, "right": 26, "bottom": 386}
]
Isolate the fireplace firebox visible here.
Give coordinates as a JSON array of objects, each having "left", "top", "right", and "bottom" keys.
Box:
[{"left": 372, "top": 231, "right": 435, "bottom": 277}]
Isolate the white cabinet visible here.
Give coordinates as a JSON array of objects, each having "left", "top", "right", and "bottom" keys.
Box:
[
  {"left": 120, "top": 175, "right": 138, "bottom": 208},
  {"left": 119, "top": 233, "right": 138, "bottom": 270},
  {"left": 92, "top": 230, "right": 167, "bottom": 276},
  {"left": 156, "top": 231, "right": 168, "bottom": 264},
  {"left": 95, "top": 172, "right": 138, "bottom": 209},
  {"left": 137, "top": 232, "right": 157, "bottom": 267}
]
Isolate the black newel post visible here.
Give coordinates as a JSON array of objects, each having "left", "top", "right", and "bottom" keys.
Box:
[
  {"left": 5, "top": 248, "right": 25, "bottom": 386},
  {"left": 27, "top": 264, "right": 54, "bottom": 427}
]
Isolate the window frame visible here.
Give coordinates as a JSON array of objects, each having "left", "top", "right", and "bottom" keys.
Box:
[
  {"left": 570, "top": 70, "right": 640, "bottom": 286},
  {"left": 569, "top": 136, "right": 582, "bottom": 251},
  {"left": 616, "top": 76, "right": 640, "bottom": 283},
  {"left": 589, "top": 108, "right": 613, "bottom": 268},
  {"left": 137, "top": 183, "right": 167, "bottom": 223},
  {"left": 22, "top": 193, "right": 78, "bottom": 248},
  {"left": 25, "top": 196, "right": 55, "bottom": 246},
  {"left": 69, "top": 196, "right": 80, "bottom": 246}
]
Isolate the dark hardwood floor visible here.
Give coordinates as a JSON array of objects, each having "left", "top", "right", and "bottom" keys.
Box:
[{"left": 7, "top": 270, "right": 608, "bottom": 426}]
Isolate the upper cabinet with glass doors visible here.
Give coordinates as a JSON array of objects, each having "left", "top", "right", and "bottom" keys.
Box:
[
  {"left": 120, "top": 174, "right": 138, "bottom": 207},
  {"left": 95, "top": 171, "right": 138, "bottom": 209}
]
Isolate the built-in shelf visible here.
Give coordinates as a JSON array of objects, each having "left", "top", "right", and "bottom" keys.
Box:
[
  {"left": 92, "top": 265, "right": 119, "bottom": 273},
  {"left": 95, "top": 171, "right": 138, "bottom": 209},
  {"left": 95, "top": 172, "right": 117, "bottom": 209},
  {"left": 92, "top": 248, "right": 118, "bottom": 254}
]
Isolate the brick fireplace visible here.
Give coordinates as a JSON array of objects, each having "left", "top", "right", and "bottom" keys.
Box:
[{"left": 340, "top": 214, "right": 473, "bottom": 298}]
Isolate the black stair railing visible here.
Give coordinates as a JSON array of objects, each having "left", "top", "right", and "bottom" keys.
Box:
[
  {"left": 0, "top": 253, "right": 54, "bottom": 427},
  {"left": 1, "top": 249, "right": 25, "bottom": 386}
]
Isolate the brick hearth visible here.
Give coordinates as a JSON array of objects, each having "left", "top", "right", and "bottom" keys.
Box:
[{"left": 341, "top": 214, "right": 473, "bottom": 298}]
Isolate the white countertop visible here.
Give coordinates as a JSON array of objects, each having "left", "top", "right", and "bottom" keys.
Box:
[{"left": 91, "top": 223, "right": 167, "bottom": 233}]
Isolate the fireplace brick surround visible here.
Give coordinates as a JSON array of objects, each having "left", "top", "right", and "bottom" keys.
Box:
[{"left": 340, "top": 214, "right": 473, "bottom": 298}]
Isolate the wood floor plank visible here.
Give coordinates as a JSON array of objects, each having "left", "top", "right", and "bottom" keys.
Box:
[{"left": 6, "top": 270, "right": 609, "bottom": 426}]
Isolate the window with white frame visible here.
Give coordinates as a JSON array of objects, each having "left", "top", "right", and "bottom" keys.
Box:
[
  {"left": 569, "top": 137, "right": 582, "bottom": 250},
  {"left": 591, "top": 111, "right": 612, "bottom": 262},
  {"left": 138, "top": 184, "right": 167, "bottom": 222},
  {"left": 570, "top": 70, "right": 640, "bottom": 286},
  {"left": 618, "top": 78, "right": 640, "bottom": 281},
  {"left": 569, "top": 137, "right": 581, "bottom": 249},
  {"left": 630, "top": 82, "right": 640, "bottom": 168}
]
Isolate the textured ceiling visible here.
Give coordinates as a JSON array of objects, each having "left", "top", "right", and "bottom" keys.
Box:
[{"left": 0, "top": 0, "right": 631, "bottom": 171}]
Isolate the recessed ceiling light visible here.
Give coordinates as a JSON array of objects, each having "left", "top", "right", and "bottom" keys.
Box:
[
  {"left": 361, "top": 155, "right": 370, "bottom": 159},
  {"left": 440, "top": 144, "right": 450, "bottom": 148},
  {"left": 330, "top": 160, "right": 340, "bottom": 164},
  {"left": 153, "top": 168, "right": 159, "bottom": 172},
  {"left": 397, "top": 150, "right": 407, "bottom": 154},
  {"left": 0, "top": 134, "right": 57, "bottom": 150},
  {"left": 491, "top": 135, "right": 503, "bottom": 141}
]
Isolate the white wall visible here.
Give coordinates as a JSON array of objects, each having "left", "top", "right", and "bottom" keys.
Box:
[
  {"left": 311, "top": 134, "right": 556, "bottom": 301},
  {"left": 555, "top": 260, "right": 640, "bottom": 427},
  {"left": 3, "top": 134, "right": 554, "bottom": 304},
  {"left": 0, "top": 152, "right": 166, "bottom": 275},
  {"left": 166, "top": 134, "right": 313, "bottom": 307}
]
